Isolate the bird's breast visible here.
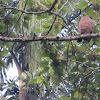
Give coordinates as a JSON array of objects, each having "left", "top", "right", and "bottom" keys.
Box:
[{"left": 78, "top": 16, "right": 93, "bottom": 34}]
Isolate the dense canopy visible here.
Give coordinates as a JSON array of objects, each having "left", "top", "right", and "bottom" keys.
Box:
[{"left": 0, "top": 0, "right": 100, "bottom": 100}]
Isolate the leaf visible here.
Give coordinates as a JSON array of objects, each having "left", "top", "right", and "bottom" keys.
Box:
[
  {"left": 50, "top": 72, "right": 54, "bottom": 76},
  {"left": 90, "top": 39, "right": 94, "bottom": 46},
  {"left": 77, "top": 0, "right": 88, "bottom": 10},
  {"left": 0, "top": 52, "right": 4, "bottom": 58},
  {"left": 38, "top": 76, "right": 44, "bottom": 83},
  {"left": 39, "top": 61, "right": 48, "bottom": 68},
  {"left": 74, "top": 91, "right": 79, "bottom": 98},
  {"left": 49, "top": 66, "right": 53, "bottom": 71},
  {"left": 9, "top": 0, "right": 13, "bottom": 3},
  {"left": 46, "top": 0, "right": 54, "bottom": 5},
  {"left": 27, "top": 0, "right": 35, "bottom": 5},
  {"left": 0, "top": 60, "right": 6, "bottom": 68},
  {"left": 0, "top": 22, "right": 6, "bottom": 31},
  {"left": 23, "top": 21, "right": 29, "bottom": 29},
  {"left": 97, "top": 1, "right": 100, "bottom": 5},
  {"left": 24, "top": 15, "right": 31, "bottom": 21},
  {"left": 95, "top": 73, "right": 100, "bottom": 86},
  {"left": 42, "top": 23, "right": 50, "bottom": 28},
  {"left": 46, "top": 57, "right": 52, "bottom": 61},
  {"left": 58, "top": 0, "right": 61, "bottom": 3},
  {"left": 43, "top": 79, "right": 50, "bottom": 88},
  {"left": 59, "top": 97, "right": 71, "bottom": 100},
  {"left": 54, "top": 4, "right": 58, "bottom": 10},
  {"left": 12, "top": 10, "right": 18, "bottom": 14},
  {"left": 77, "top": 55, "right": 86, "bottom": 62},
  {"left": 58, "top": 22, "right": 63, "bottom": 28},
  {"left": 84, "top": 7, "right": 96, "bottom": 19},
  {"left": 79, "top": 93, "right": 83, "bottom": 100},
  {"left": 28, "top": 79, "right": 37, "bottom": 84},
  {"left": 34, "top": 28, "right": 41, "bottom": 33},
  {"left": 96, "top": 39, "right": 100, "bottom": 46},
  {"left": 95, "top": 48, "right": 100, "bottom": 53},
  {"left": 90, "top": 64, "right": 98, "bottom": 68},
  {"left": 54, "top": 27, "right": 60, "bottom": 35},
  {"left": 3, "top": 49, "right": 8, "bottom": 56},
  {"left": 5, "top": 43, "right": 12, "bottom": 50},
  {"left": 94, "top": 25, "right": 100, "bottom": 33},
  {"left": 37, "top": 13, "right": 49, "bottom": 19},
  {"left": 42, "top": 19, "right": 53, "bottom": 28},
  {"left": 9, "top": 32, "right": 16, "bottom": 38},
  {"left": 97, "top": 56, "right": 100, "bottom": 61}
]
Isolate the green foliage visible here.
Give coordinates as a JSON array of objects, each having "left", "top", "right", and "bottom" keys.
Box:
[
  {"left": 77, "top": 0, "right": 88, "bottom": 10},
  {"left": 0, "top": 22, "right": 6, "bottom": 31},
  {"left": 28, "top": 78, "right": 37, "bottom": 84},
  {"left": 89, "top": 39, "right": 94, "bottom": 46},
  {"left": 46, "top": 0, "right": 54, "bottom": 4},
  {"left": 12, "top": 10, "right": 18, "bottom": 14},
  {"left": 0, "top": 44, "right": 9, "bottom": 69},
  {"left": 0, "top": 0, "right": 100, "bottom": 100},
  {"left": 42, "top": 19, "right": 53, "bottom": 28},
  {"left": 40, "top": 42, "right": 66, "bottom": 81},
  {"left": 37, "top": 13, "right": 49, "bottom": 19},
  {"left": 27, "top": 0, "right": 35, "bottom": 6},
  {"left": 34, "top": 28, "right": 41, "bottom": 33}
]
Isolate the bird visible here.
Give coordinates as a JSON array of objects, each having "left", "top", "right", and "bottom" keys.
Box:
[{"left": 77, "top": 13, "right": 93, "bottom": 44}]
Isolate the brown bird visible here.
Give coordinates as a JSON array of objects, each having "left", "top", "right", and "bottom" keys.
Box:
[{"left": 77, "top": 13, "right": 93, "bottom": 43}]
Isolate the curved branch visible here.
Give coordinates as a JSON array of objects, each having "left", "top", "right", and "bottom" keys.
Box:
[
  {"left": 0, "top": 33, "right": 100, "bottom": 42},
  {"left": 0, "top": 6, "right": 48, "bottom": 14},
  {"left": 0, "top": 6, "right": 67, "bottom": 25},
  {"left": 48, "top": 0, "right": 58, "bottom": 12}
]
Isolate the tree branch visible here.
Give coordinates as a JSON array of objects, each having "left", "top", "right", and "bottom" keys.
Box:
[
  {"left": 45, "top": 15, "right": 57, "bottom": 36},
  {"left": 1, "top": 6, "right": 48, "bottom": 14},
  {"left": 48, "top": 0, "right": 58, "bottom": 12},
  {"left": 0, "top": 6, "right": 67, "bottom": 25},
  {"left": 0, "top": 33, "right": 100, "bottom": 42}
]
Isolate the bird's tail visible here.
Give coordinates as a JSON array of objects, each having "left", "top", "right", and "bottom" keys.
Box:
[
  {"left": 77, "top": 38, "right": 82, "bottom": 42},
  {"left": 77, "top": 38, "right": 91, "bottom": 44}
]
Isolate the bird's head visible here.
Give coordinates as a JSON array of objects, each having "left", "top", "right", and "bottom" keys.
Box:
[{"left": 83, "top": 12, "right": 88, "bottom": 16}]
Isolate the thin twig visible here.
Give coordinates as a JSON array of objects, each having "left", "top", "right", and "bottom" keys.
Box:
[
  {"left": 58, "top": 0, "right": 69, "bottom": 13},
  {"left": 0, "top": 6, "right": 67, "bottom": 25},
  {"left": 62, "top": 58, "right": 90, "bottom": 68},
  {"left": 48, "top": 0, "right": 58, "bottom": 12},
  {"left": 36, "top": 1, "right": 49, "bottom": 10},
  {"left": 45, "top": 15, "right": 57, "bottom": 36},
  {"left": 85, "top": 45, "right": 100, "bottom": 56},
  {"left": 45, "top": 0, "right": 69, "bottom": 36}
]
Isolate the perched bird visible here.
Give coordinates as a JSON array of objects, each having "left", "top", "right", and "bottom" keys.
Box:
[{"left": 77, "top": 13, "right": 93, "bottom": 43}]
